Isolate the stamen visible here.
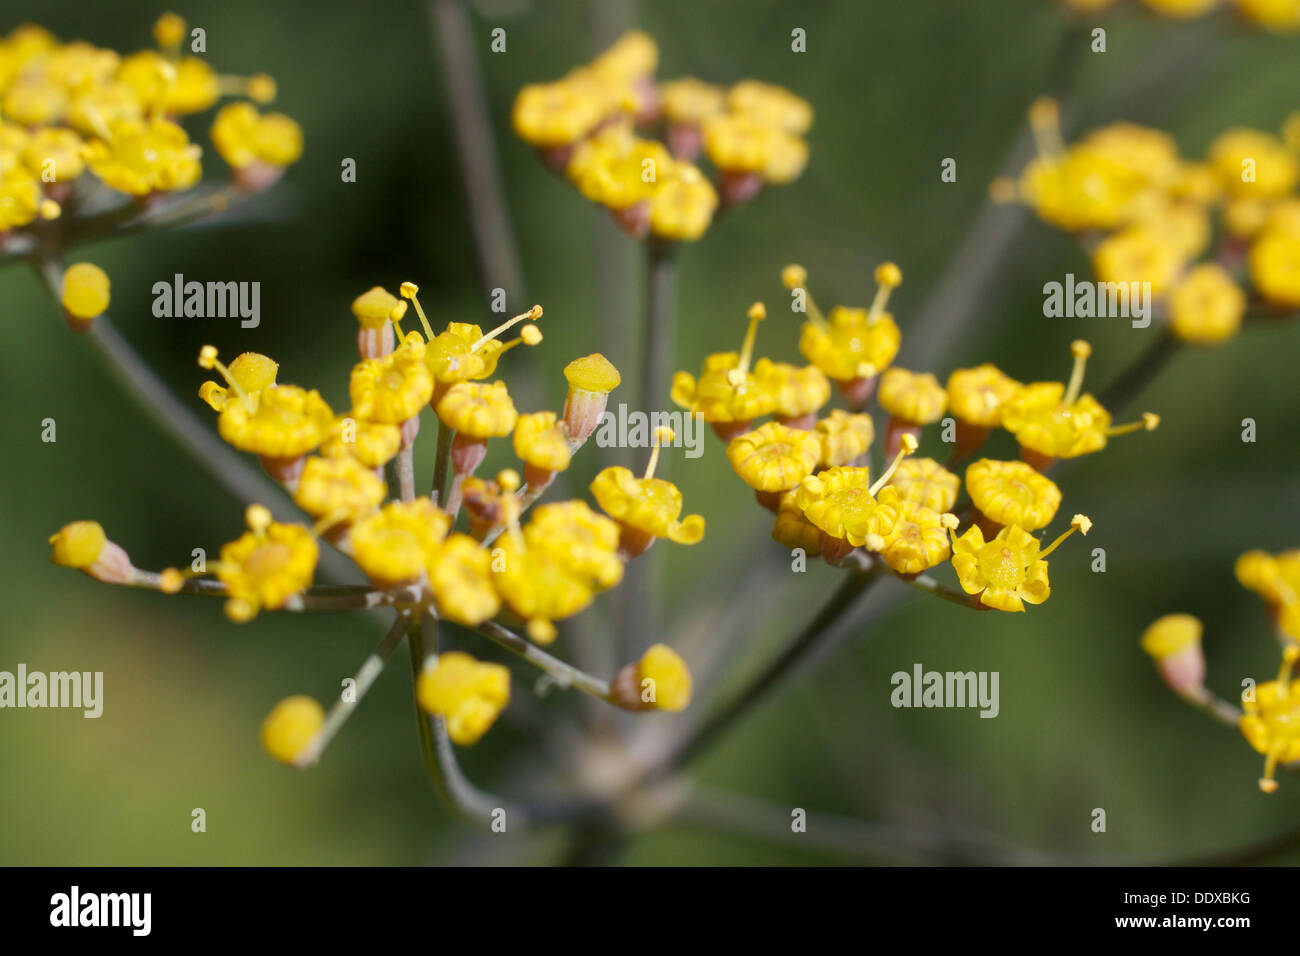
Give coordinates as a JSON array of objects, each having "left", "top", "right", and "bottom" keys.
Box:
[
  {"left": 869, "top": 432, "right": 917, "bottom": 495},
  {"left": 218, "top": 74, "right": 277, "bottom": 104},
  {"left": 644, "top": 426, "right": 674, "bottom": 480},
  {"left": 198, "top": 346, "right": 249, "bottom": 405},
  {"left": 1276, "top": 645, "right": 1300, "bottom": 693},
  {"left": 310, "top": 509, "right": 351, "bottom": 538},
  {"left": 782, "top": 264, "right": 826, "bottom": 330},
  {"left": 498, "top": 469, "right": 524, "bottom": 545},
  {"left": 1028, "top": 97, "right": 1064, "bottom": 161},
  {"left": 497, "top": 324, "right": 544, "bottom": 356},
  {"left": 1260, "top": 748, "right": 1282, "bottom": 794},
  {"left": 735, "top": 302, "right": 766, "bottom": 378},
  {"left": 389, "top": 300, "right": 408, "bottom": 340},
  {"left": 1105, "top": 412, "right": 1160, "bottom": 438},
  {"left": 1038, "top": 513, "right": 1091, "bottom": 561},
  {"left": 246, "top": 504, "right": 273, "bottom": 536},
  {"left": 399, "top": 282, "right": 435, "bottom": 340},
  {"left": 472, "top": 305, "right": 544, "bottom": 353},
  {"left": 81, "top": 102, "right": 114, "bottom": 143},
  {"left": 1063, "top": 339, "right": 1090, "bottom": 406},
  {"left": 867, "top": 262, "right": 902, "bottom": 324}
]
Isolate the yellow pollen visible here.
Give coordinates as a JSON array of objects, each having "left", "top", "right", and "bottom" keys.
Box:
[
  {"left": 1106, "top": 413, "right": 1160, "bottom": 438},
  {"left": 246, "top": 503, "right": 273, "bottom": 535},
  {"left": 198, "top": 346, "right": 249, "bottom": 405}
]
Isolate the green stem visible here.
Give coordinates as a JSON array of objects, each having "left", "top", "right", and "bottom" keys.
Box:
[
  {"left": 475, "top": 620, "right": 615, "bottom": 703},
  {"left": 647, "top": 568, "right": 881, "bottom": 783}
]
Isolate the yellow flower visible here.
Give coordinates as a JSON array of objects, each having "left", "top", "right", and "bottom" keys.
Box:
[
  {"left": 512, "top": 78, "right": 606, "bottom": 148},
  {"left": 879, "top": 502, "right": 956, "bottom": 576},
  {"left": 1235, "top": 549, "right": 1300, "bottom": 606},
  {"left": 727, "top": 79, "right": 813, "bottom": 136},
  {"left": 1091, "top": 227, "right": 1185, "bottom": 297},
  {"left": 591, "top": 427, "right": 705, "bottom": 552},
  {"left": 1240, "top": 647, "right": 1300, "bottom": 793},
  {"left": 493, "top": 533, "right": 596, "bottom": 644},
  {"left": 726, "top": 420, "right": 821, "bottom": 493},
  {"left": 951, "top": 515, "right": 1089, "bottom": 612},
  {"left": 217, "top": 505, "right": 318, "bottom": 621},
  {"left": 796, "top": 264, "right": 903, "bottom": 386},
  {"left": 21, "top": 127, "right": 85, "bottom": 180},
  {"left": 260, "top": 695, "right": 324, "bottom": 765},
  {"left": 814, "top": 410, "right": 875, "bottom": 468},
  {"left": 947, "top": 363, "right": 1021, "bottom": 429},
  {"left": 795, "top": 444, "right": 914, "bottom": 549},
  {"left": 1168, "top": 263, "right": 1246, "bottom": 346},
  {"left": 1249, "top": 229, "right": 1300, "bottom": 308},
  {"left": 417, "top": 652, "right": 510, "bottom": 746},
  {"left": 633, "top": 644, "right": 693, "bottom": 711},
  {"left": 878, "top": 367, "right": 948, "bottom": 426},
  {"left": 118, "top": 51, "right": 218, "bottom": 115},
  {"left": 1238, "top": 0, "right": 1300, "bottom": 30},
  {"left": 84, "top": 118, "right": 202, "bottom": 195},
  {"left": 703, "top": 113, "right": 808, "bottom": 183},
  {"left": 649, "top": 163, "right": 718, "bottom": 241},
  {"left": 436, "top": 380, "right": 518, "bottom": 438},
  {"left": 888, "top": 457, "right": 960, "bottom": 513},
  {"left": 420, "top": 304, "right": 543, "bottom": 389},
  {"left": 1001, "top": 340, "right": 1158, "bottom": 462},
  {"left": 579, "top": 135, "right": 675, "bottom": 211},
  {"left": 67, "top": 82, "right": 143, "bottom": 136},
  {"left": 1081, "top": 121, "right": 1182, "bottom": 188},
  {"left": 0, "top": 166, "right": 41, "bottom": 229},
  {"left": 754, "top": 358, "right": 831, "bottom": 422},
  {"left": 211, "top": 101, "right": 303, "bottom": 169},
  {"left": 513, "top": 411, "right": 572, "bottom": 474},
  {"left": 350, "top": 499, "right": 450, "bottom": 587},
  {"left": 524, "top": 501, "right": 624, "bottom": 592},
  {"left": 1208, "top": 127, "right": 1299, "bottom": 198},
  {"left": 671, "top": 303, "right": 777, "bottom": 433},
  {"left": 427, "top": 533, "right": 501, "bottom": 627},
  {"left": 772, "top": 489, "right": 823, "bottom": 557},
  {"left": 2, "top": 77, "right": 68, "bottom": 127},
  {"left": 292, "top": 456, "right": 386, "bottom": 525},
  {"left": 350, "top": 334, "right": 434, "bottom": 424},
  {"left": 660, "top": 77, "right": 725, "bottom": 125},
  {"left": 319, "top": 413, "right": 402, "bottom": 469},
  {"left": 1138, "top": 0, "right": 1219, "bottom": 16},
  {"left": 1017, "top": 147, "right": 1145, "bottom": 231},
  {"left": 217, "top": 384, "right": 333, "bottom": 460},
  {"left": 965, "top": 459, "right": 1062, "bottom": 532},
  {"left": 60, "top": 263, "right": 110, "bottom": 324},
  {"left": 199, "top": 351, "right": 279, "bottom": 411}
]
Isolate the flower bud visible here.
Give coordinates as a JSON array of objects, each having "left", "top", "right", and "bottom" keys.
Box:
[
  {"left": 260, "top": 695, "right": 325, "bottom": 766},
  {"left": 1140, "top": 614, "right": 1205, "bottom": 696},
  {"left": 562, "top": 353, "right": 621, "bottom": 443},
  {"left": 48, "top": 520, "right": 135, "bottom": 585}
]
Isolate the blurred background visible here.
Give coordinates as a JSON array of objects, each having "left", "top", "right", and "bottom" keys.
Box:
[{"left": 2, "top": 0, "right": 1299, "bottom": 865}]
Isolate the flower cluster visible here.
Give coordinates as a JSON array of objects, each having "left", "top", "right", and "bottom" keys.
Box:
[
  {"left": 1141, "top": 549, "right": 1300, "bottom": 792},
  {"left": 3, "top": 15, "right": 302, "bottom": 330},
  {"left": 690, "top": 263, "right": 1155, "bottom": 611},
  {"left": 48, "top": 281, "right": 702, "bottom": 760},
  {"left": 997, "top": 98, "right": 1300, "bottom": 346},
  {"left": 512, "top": 31, "right": 810, "bottom": 242},
  {"left": 1059, "top": 0, "right": 1300, "bottom": 30}
]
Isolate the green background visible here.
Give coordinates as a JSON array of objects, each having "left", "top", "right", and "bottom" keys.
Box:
[{"left": 2, "top": 0, "right": 1298, "bottom": 864}]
